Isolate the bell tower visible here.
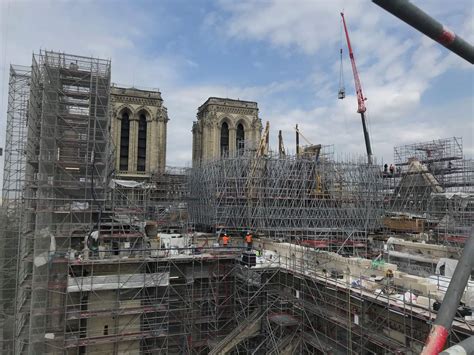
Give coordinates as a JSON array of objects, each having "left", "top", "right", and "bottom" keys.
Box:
[{"left": 192, "top": 97, "right": 262, "bottom": 167}]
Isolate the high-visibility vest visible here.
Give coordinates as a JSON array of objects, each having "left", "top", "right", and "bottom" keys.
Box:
[
  {"left": 222, "top": 235, "right": 229, "bottom": 244},
  {"left": 245, "top": 234, "right": 252, "bottom": 243}
]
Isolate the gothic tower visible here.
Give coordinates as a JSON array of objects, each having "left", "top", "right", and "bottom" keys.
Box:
[
  {"left": 110, "top": 86, "right": 168, "bottom": 177},
  {"left": 192, "top": 97, "right": 262, "bottom": 167}
]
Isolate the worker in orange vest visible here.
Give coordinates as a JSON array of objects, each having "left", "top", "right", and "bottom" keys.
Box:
[
  {"left": 245, "top": 232, "right": 253, "bottom": 251},
  {"left": 222, "top": 233, "right": 230, "bottom": 247}
]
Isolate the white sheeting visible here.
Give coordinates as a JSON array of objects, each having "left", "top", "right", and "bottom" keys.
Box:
[
  {"left": 436, "top": 258, "right": 458, "bottom": 277},
  {"left": 427, "top": 275, "right": 474, "bottom": 307},
  {"left": 67, "top": 272, "right": 169, "bottom": 292},
  {"left": 71, "top": 201, "right": 89, "bottom": 210},
  {"left": 109, "top": 179, "right": 144, "bottom": 189},
  {"left": 34, "top": 235, "right": 56, "bottom": 267},
  {"left": 431, "top": 192, "right": 472, "bottom": 199},
  {"left": 388, "top": 250, "right": 438, "bottom": 264}
]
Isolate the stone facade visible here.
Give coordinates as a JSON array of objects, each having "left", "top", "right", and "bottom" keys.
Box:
[
  {"left": 192, "top": 97, "right": 262, "bottom": 167},
  {"left": 110, "top": 86, "right": 168, "bottom": 178}
]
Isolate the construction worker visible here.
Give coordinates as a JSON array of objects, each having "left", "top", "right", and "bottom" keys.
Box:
[
  {"left": 389, "top": 164, "right": 395, "bottom": 175},
  {"left": 222, "top": 233, "right": 230, "bottom": 247},
  {"left": 384, "top": 269, "right": 395, "bottom": 294},
  {"left": 245, "top": 232, "right": 253, "bottom": 251}
]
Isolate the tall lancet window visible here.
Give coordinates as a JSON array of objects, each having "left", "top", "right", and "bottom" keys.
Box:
[
  {"left": 236, "top": 123, "right": 245, "bottom": 154},
  {"left": 137, "top": 113, "right": 147, "bottom": 172},
  {"left": 120, "top": 111, "right": 130, "bottom": 171},
  {"left": 220, "top": 122, "right": 229, "bottom": 157}
]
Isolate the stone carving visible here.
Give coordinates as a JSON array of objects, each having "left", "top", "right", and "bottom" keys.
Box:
[{"left": 114, "top": 104, "right": 134, "bottom": 118}]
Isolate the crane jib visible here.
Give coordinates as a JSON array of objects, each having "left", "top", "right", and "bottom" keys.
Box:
[{"left": 340, "top": 11, "right": 373, "bottom": 164}]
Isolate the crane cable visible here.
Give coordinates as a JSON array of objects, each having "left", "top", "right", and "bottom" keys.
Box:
[
  {"left": 338, "top": 15, "right": 350, "bottom": 135},
  {"left": 338, "top": 18, "right": 346, "bottom": 99}
]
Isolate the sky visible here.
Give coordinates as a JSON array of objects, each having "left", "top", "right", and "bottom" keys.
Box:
[{"left": 0, "top": 0, "right": 473, "bottom": 172}]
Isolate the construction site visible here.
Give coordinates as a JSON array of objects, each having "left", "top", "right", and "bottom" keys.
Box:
[{"left": 0, "top": 1, "right": 473, "bottom": 355}]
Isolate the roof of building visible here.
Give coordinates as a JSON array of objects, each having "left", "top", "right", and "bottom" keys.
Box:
[
  {"left": 198, "top": 97, "right": 258, "bottom": 112},
  {"left": 111, "top": 84, "right": 162, "bottom": 100}
]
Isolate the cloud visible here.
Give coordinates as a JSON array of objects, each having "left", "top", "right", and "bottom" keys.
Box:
[
  {"left": 0, "top": 0, "right": 472, "bottom": 180},
  {"left": 210, "top": 0, "right": 473, "bottom": 161},
  {"left": 215, "top": 0, "right": 370, "bottom": 55}
]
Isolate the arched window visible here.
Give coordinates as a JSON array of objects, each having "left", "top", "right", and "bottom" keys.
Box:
[
  {"left": 236, "top": 123, "right": 245, "bottom": 154},
  {"left": 220, "top": 122, "right": 229, "bottom": 157},
  {"left": 119, "top": 111, "right": 130, "bottom": 171},
  {"left": 137, "top": 113, "right": 147, "bottom": 172}
]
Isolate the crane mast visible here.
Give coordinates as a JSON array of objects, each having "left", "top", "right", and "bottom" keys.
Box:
[{"left": 340, "top": 12, "right": 373, "bottom": 165}]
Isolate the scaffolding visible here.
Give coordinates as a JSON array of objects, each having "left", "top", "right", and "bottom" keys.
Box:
[
  {"left": 1, "top": 50, "right": 472, "bottom": 355},
  {"left": 0, "top": 51, "right": 252, "bottom": 355},
  {"left": 149, "top": 167, "right": 189, "bottom": 229},
  {"left": 60, "top": 245, "right": 243, "bottom": 354},
  {"left": 207, "top": 240, "right": 472, "bottom": 354},
  {"left": 5, "top": 51, "right": 112, "bottom": 354},
  {"left": 188, "top": 154, "right": 383, "bottom": 255},
  {"left": 0, "top": 65, "right": 31, "bottom": 352},
  {"left": 392, "top": 137, "right": 471, "bottom": 196},
  {"left": 384, "top": 137, "right": 473, "bottom": 249},
  {"left": 274, "top": 249, "right": 471, "bottom": 354},
  {"left": 394, "top": 137, "right": 463, "bottom": 168},
  {"left": 31, "top": 160, "right": 243, "bottom": 354},
  {"left": 109, "top": 166, "right": 189, "bottom": 231}
]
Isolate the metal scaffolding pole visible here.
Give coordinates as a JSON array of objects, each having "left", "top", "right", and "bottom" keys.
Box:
[
  {"left": 422, "top": 229, "right": 474, "bottom": 355},
  {"left": 373, "top": 0, "right": 474, "bottom": 64}
]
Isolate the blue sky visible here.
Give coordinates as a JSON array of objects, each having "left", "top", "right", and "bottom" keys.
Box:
[{"left": 1, "top": 0, "right": 473, "bottom": 169}]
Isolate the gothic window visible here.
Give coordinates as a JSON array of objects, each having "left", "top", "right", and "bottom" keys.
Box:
[
  {"left": 137, "top": 113, "right": 147, "bottom": 172},
  {"left": 220, "top": 122, "right": 229, "bottom": 157},
  {"left": 119, "top": 111, "right": 130, "bottom": 171},
  {"left": 236, "top": 123, "right": 245, "bottom": 154}
]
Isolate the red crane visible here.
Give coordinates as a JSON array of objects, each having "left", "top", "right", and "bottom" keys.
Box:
[{"left": 340, "top": 12, "right": 373, "bottom": 165}]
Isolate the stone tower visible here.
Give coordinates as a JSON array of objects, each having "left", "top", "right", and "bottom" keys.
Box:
[
  {"left": 192, "top": 97, "right": 262, "bottom": 167},
  {"left": 110, "top": 86, "right": 168, "bottom": 178}
]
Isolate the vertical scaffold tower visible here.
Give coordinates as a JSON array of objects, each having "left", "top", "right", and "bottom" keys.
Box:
[
  {"left": 0, "top": 65, "right": 31, "bottom": 353},
  {"left": 384, "top": 137, "right": 473, "bottom": 249},
  {"left": 15, "top": 51, "right": 111, "bottom": 354},
  {"left": 188, "top": 155, "right": 383, "bottom": 255}
]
